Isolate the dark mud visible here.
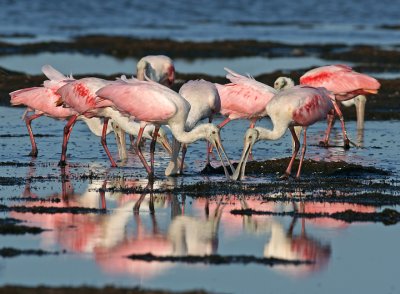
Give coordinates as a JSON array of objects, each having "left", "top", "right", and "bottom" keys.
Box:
[
  {"left": 0, "top": 204, "right": 106, "bottom": 214},
  {"left": 0, "top": 36, "right": 344, "bottom": 59},
  {"left": 127, "top": 253, "right": 311, "bottom": 266},
  {"left": 1, "top": 36, "right": 399, "bottom": 119},
  {"left": 0, "top": 247, "right": 61, "bottom": 258},
  {"left": 202, "top": 158, "right": 390, "bottom": 177},
  {"left": 0, "top": 286, "right": 208, "bottom": 294},
  {"left": 0, "top": 218, "right": 46, "bottom": 235},
  {"left": 231, "top": 208, "right": 400, "bottom": 225}
]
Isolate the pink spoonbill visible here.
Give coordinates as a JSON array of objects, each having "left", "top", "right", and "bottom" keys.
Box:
[
  {"left": 9, "top": 65, "right": 113, "bottom": 157},
  {"left": 56, "top": 76, "right": 172, "bottom": 167},
  {"left": 275, "top": 65, "right": 380, "bottom": 148},
  {"left": 232, "top": 85, "right": 334, "bottom": 181},
  {"left": 215, "top": 68, "right": 277, "bottom": 130},
  {"left": 165, "top": 79, "right": 221, "bottom": 176},
  {"left": 96, "top": 77, "right": 234, "bottom": 179}
]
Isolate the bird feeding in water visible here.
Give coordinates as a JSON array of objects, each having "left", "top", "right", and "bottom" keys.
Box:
[
  {"left": 275, "top": 64, "right": 380, "bottom": 148},
  {"left": 232, "top": 85, "right": 334, "bottom": 181},
  {"left": 96, "top": 76, "right": 234, "bottom": 179}
]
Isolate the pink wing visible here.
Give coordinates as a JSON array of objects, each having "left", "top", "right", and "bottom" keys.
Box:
[
  {"left": 10, "top": 87, "right": 76, "bottom": 118},
  {"left": 291, "top": 87, "right": 334, "bottom": 126},
  {"left": 96, "top": 83, "right": 177, "bottom": 123},
  {"left": 56, "top": 78, "right": 113, "bottom": 114},
  {"left": 300, "top": 65, "right": 380, "bottom": 98},
  {"left": 216, "top": 68, "right": 277, "bottom": 119}
]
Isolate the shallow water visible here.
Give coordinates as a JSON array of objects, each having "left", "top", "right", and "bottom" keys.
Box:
[
  {"left": 0, "top": 105, "right": 399, "bottom": 293},
  {"left": 1, "top": 0, "right": 400, "bottom": 45},
  {"left": 0, "top": 52, "right": 335, "bottom": 77}
]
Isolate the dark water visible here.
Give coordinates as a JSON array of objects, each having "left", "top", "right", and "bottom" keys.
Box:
[{"left": 1, "top": 0, "right": 400, "bottom": 44}]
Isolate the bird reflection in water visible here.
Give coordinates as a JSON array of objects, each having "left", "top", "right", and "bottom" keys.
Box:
[{"left": 11, "top": 171, "right": 376, "bottom": 279}]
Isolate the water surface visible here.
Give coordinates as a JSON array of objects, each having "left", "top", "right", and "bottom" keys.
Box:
[{"left": 0, "top": 106, "right": 399, "bottom": 293}]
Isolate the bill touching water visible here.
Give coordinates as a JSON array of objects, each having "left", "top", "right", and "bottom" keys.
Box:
[{"left": 1, "top": 0, "right": 400, "bottom": 293}]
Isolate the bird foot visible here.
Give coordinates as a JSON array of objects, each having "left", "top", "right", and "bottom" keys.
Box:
[
  {"left": 343, "top": 139, "right": 351, "bottom": 150},
  {"left": 58, "top": 160, "right": 67, "bottom": 167},
  {"left": 29, "top": 150, "right": 38, "bottom": 157}
]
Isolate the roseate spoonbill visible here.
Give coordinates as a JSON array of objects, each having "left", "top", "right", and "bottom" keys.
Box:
[
  {"left": 165, "top": 79, "right": 221, "bottom": 176},
  {"left": 96, "top": 77, "right": 234, "bottom": 179},
  {"left": 9, "top": 65, "right": 113, "bottom": 157},
  {"left": 56, "top": 77, "right": 172, "bottom": 167},
  {"left": 275, "top": 65, "right": 380, "bottom": 148},
  {"left": 136, "top": 55, "right": 175, "bottom": 87},
  {"left": 215, "top": 68, "right": 277, "bottom": 129},
  {"left": 124, "top": 55, "right": 175, "bottom": 147},
  {"left": 232, "top": 86, "right": 334, "bottom": 181}
]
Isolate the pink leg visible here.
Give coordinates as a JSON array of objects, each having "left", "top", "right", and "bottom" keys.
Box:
[
  {"left": 149, "top": 126, "right": 160, "bottom": 175},
  {"left": 180, "top": 144, "right": 187, "bottom": 174},
  {"left": 296, "top": 127, "right": 307, "bottom": 179},
  {"left": 332, "top": 100, "right": 350, "bottom": 149},
  {"left": 25, "top": 113, "right": 44, "bottom": 157},
  {"left": 319, "top": 110, "right": 335, "bottom": 147},
  {"left": 281, "top": 126, "right": 300, "bottom": 179},
  {"left": 133, "top": 126, "right": 153, "bottom": 178},
  {"left": 59, "top": 114, "right": 79, "bottom": 166},
  {"left": 217, "top": 117, "right": 231, "bottom": 129},
  {"left": 100, "top": 118, "right": 117, "bottom": 167}
]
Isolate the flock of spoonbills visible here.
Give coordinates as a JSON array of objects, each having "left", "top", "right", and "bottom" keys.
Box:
[{"left": 10, "top": 55, "right": 380, "bottom": 180}]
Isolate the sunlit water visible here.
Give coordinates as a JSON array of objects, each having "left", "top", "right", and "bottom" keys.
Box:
[
  {"left": 1, "top": 0, "right": 400, "bottom": 45},
  {"left": 0, "top": 106, "right": 399, "bottom": 293}
]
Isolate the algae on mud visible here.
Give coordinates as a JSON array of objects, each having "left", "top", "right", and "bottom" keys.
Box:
[{"left": 230, "top": 208, "right": 400, "bottom": 225}]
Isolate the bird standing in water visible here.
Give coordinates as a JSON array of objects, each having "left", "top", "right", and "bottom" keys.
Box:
[
  {"left": 165, "top": 79, "right": 221, "bottom": 176},
  {"left": 9, "top": 65, "right": 113, "bottom": 157},
  {"left": 96, "top": 77, "right": 233, "bottom": 179},
  {"left": 275, "top": 65, "right": 380, "bottom": 148},
  {"left": 232, "top": 85, "right": 334, "bottom": 181}
]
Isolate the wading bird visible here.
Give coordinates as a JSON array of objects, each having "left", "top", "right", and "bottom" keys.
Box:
[
  {"left": 232, "top": 86, "right": 334, "bottom": 181},
  {"left": 9, "top": 65, "right": 113, "bottom": 157},
  {"left": 125, "top": 55, "right": 176, "bottom": 146},
  {"left": 56, "top": 77, "right": 172, "bottom": 167},
  {"left": 215, "top": 68, "right": 277, "bottom": 129},
  {"left": 136, "top": 55, "right": 175, "bottom": 87},
  {"left": 96, "top": 77, "right": 233, "bottom": 179},
  {"left": 165, "top": 79, "right": 221, "bottom": 176},
  {"left": 275, "top": 65, "right": 380, "bottom": 148}
]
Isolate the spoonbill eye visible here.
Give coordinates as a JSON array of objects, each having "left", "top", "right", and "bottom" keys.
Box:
[{"left": 212, "top": 131, "right": 216, "bottom": 134}]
